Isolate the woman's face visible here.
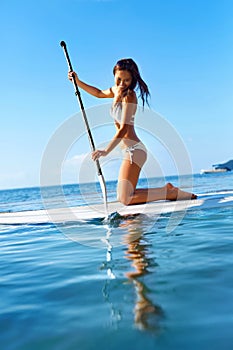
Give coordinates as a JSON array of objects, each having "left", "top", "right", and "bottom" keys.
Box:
[{"left": 114, "top": 69, "right": 132, "bottom": 90}]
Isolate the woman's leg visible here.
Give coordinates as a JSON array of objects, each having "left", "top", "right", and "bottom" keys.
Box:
[
  {"left": 117, "top": 150, "right": 197, "bottom": 205},
  {"left": 117, "top": 149, "right": 147, "bottom": 205}
]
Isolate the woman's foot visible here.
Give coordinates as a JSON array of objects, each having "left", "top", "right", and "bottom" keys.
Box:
[{"left": 165, "top": 183, "right": 197, "bottom": 201}]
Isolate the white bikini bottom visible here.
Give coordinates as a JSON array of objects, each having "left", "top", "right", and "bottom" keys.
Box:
[{"left": 123, "top": 142, "right": 147, "bottom": 164}]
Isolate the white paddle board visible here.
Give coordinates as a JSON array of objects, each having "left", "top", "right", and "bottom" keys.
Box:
[{"left": 0, "top": 191, "right": 233, "bottom": 225}]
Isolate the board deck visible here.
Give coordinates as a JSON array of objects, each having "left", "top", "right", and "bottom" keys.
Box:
[{"left": 0, "top": 191, "right": 233, "bottom": 225}]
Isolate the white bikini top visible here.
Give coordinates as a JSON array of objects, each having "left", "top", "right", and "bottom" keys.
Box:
[{"left": 110, "top": 102, "right": 135, "bottom": 124}]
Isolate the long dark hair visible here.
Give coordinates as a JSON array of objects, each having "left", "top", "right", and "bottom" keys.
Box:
[{"left": 113, "top": 58, "right": 150, "bottom": 107}]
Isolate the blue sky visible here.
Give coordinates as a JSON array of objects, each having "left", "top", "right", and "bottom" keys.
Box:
[{"left": 1, "top": 0, "right": 233, "bottom": 189}]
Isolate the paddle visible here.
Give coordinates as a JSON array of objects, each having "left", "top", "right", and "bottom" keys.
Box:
[{"left": 60, "top": 41, "right": 108, "bottom": 215}]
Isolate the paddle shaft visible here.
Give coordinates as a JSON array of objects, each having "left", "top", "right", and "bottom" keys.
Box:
[
  {"left": 60, "top": 41, "right": 108, "bottom": 209},
  {"left": 60, "top": 41, "right": 103, "bottom": 174}
]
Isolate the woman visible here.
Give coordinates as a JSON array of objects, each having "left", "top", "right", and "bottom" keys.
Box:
[{"left": 68, "top": 58, "right": 196, "bottom": 205}]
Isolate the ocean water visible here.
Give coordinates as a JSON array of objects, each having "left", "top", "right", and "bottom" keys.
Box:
[{"left": 1, "top": 173, "right": 233, "bottom": 350}]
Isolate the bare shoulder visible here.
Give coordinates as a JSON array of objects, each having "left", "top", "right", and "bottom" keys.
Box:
[
  {"left": 123, "top": 90, "right": 137, "bottom": 104},
  {"left": 111, "top": 86, "right": 117, "bottom": 95}
]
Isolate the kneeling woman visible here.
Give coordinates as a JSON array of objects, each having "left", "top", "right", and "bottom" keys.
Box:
[{"left": 68, "top": 58, "right": 196, "bottom": 205}]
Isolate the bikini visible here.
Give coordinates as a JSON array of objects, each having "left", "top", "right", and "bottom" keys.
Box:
[{"left": 110, "top": 102, "right": 147, "bottom": 164}]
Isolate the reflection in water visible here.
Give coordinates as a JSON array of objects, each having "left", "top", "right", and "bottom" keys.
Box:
[
  {"left": 104, "top": 228, "right": 116, "bottom": 280},
  {"left": 102, "top": 214, "right": 164, "bottom": 332}
]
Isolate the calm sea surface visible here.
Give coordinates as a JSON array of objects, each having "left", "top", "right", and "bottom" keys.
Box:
[{"left": 1, "top": 173, "right": 233, "bottom": 350}]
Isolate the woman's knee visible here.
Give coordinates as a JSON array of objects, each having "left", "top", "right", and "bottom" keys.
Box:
[
  {"left": 117, "top": 192, "right": 131, "bottom": 206},
  {"left": 117, "top": 180, "right": 134, "bottom": 205}
]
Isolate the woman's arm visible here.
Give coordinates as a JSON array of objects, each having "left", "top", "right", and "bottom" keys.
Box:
[{"left": 68, "top": 71, "right": 114, "bottom": 98}]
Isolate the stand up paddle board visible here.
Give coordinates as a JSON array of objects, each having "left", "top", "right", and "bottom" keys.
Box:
[{"left": 0, "top": 191, "right": 233, "bottom": 225}]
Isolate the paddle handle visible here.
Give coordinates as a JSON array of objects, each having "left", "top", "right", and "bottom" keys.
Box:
[{"left": 60, "top": 41, "right": 103, "bottom": 176}]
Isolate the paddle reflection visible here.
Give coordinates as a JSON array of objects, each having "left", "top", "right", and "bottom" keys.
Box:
[{"left": 103, "top": 214, "right": 164, "bottom": 332}]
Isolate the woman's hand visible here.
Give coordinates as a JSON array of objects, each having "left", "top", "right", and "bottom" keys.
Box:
[
  {"left": 68, "top": 71, "right": 78, "bottom": 82},
  {"left": 92, "top": 149, "right": 107, "bottom": 161},
  {"left": 114, "top": 85, "right": 128, "bottom": 101}
]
